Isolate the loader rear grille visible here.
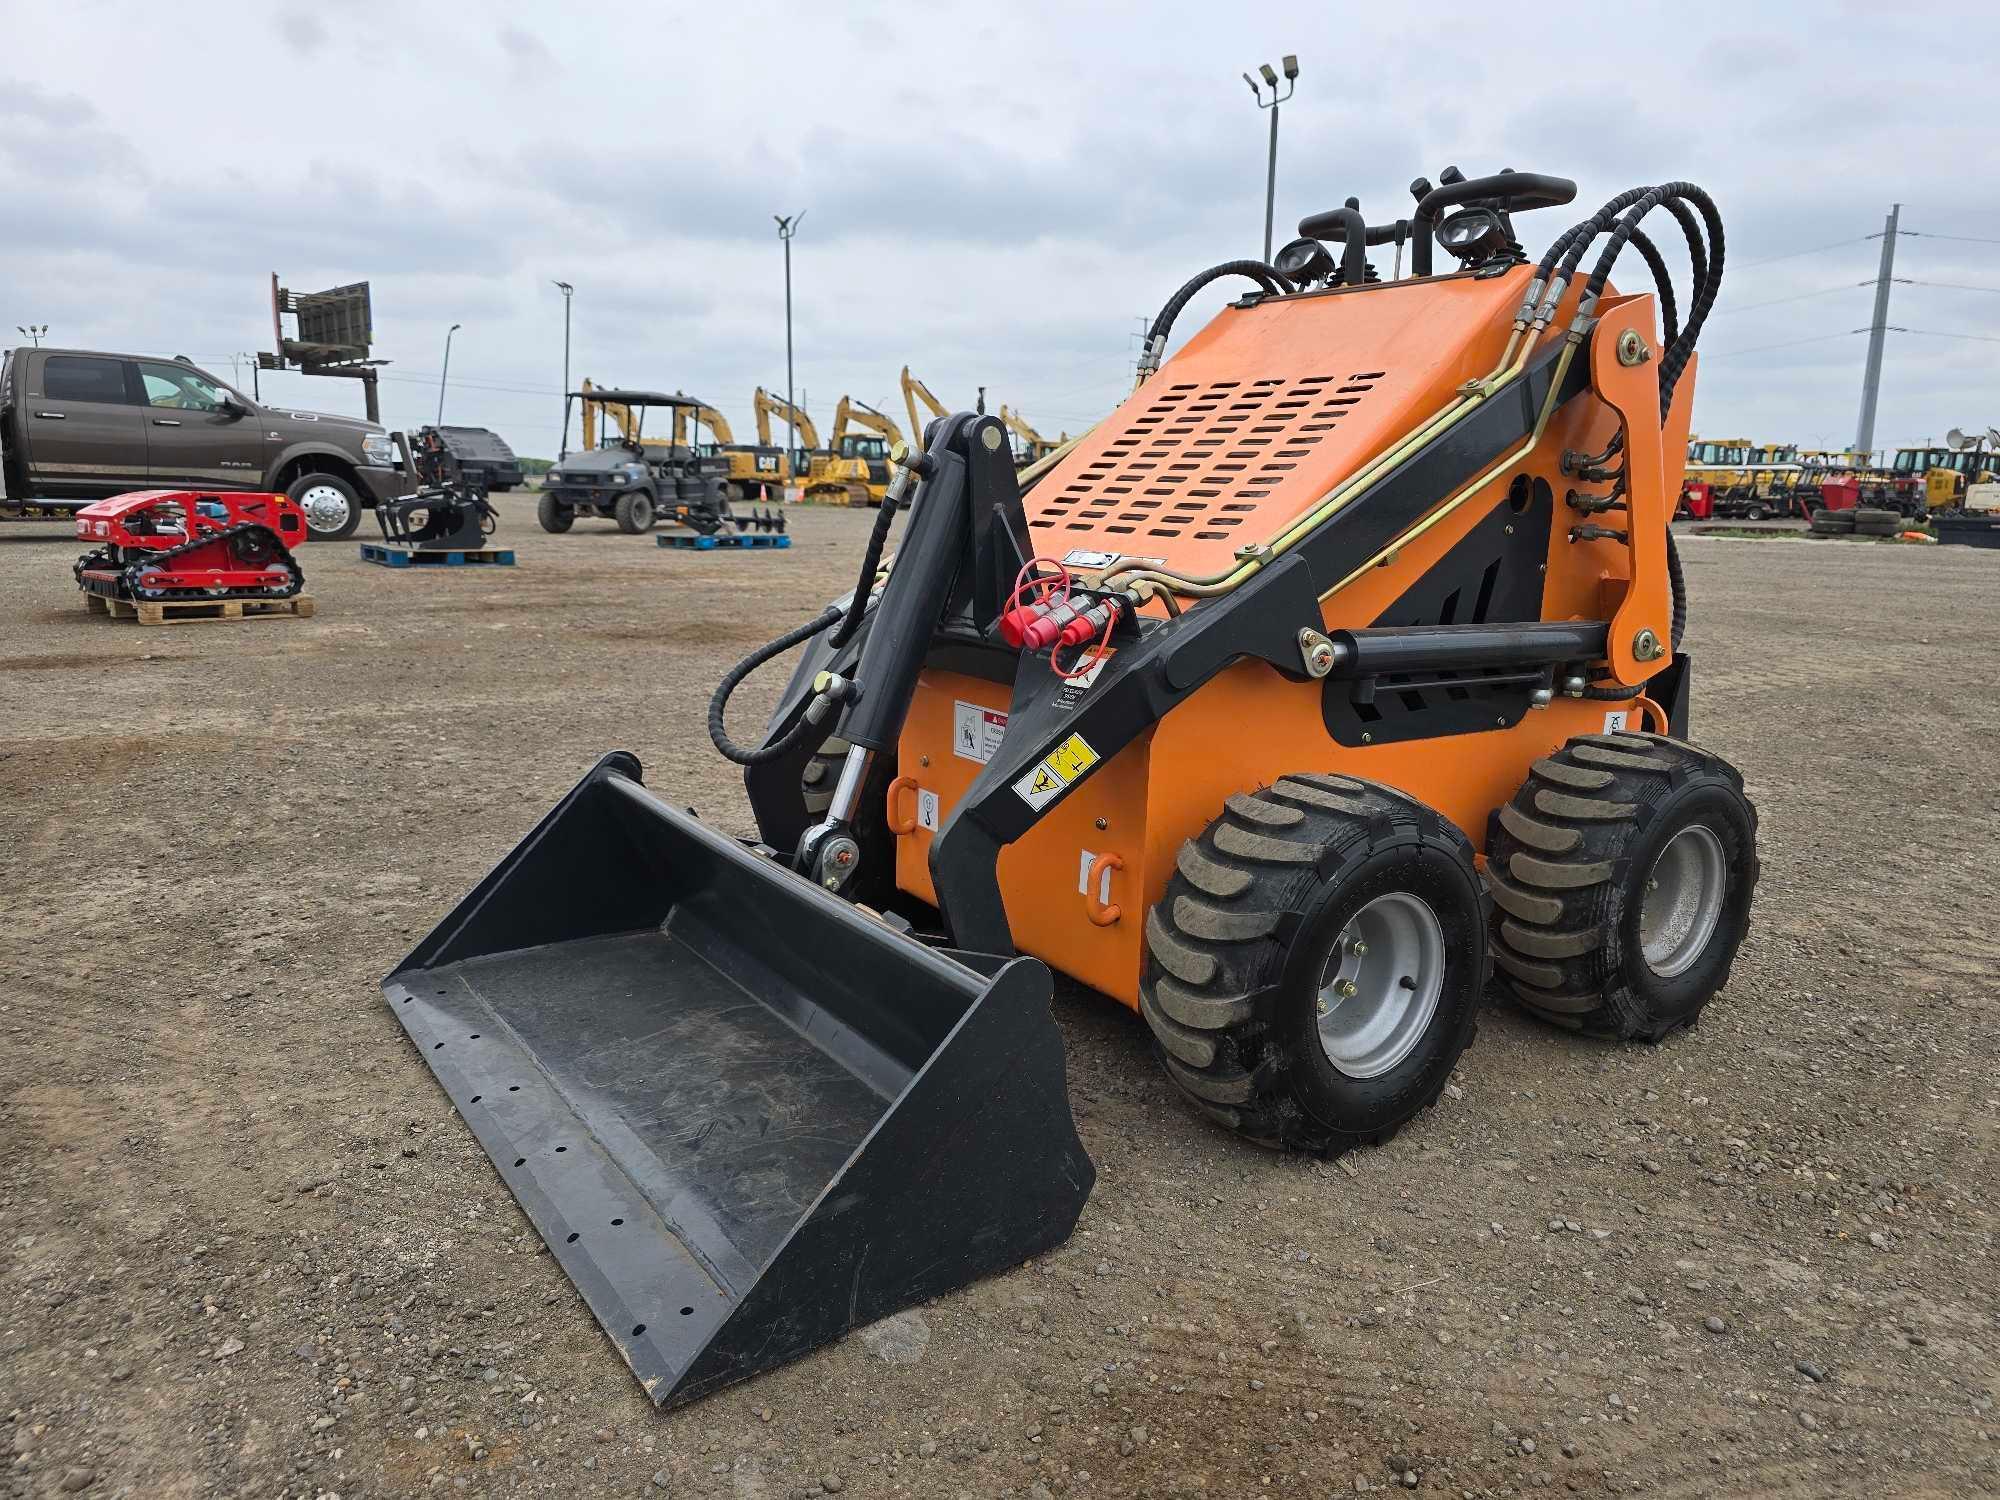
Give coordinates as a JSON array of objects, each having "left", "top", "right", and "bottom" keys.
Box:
[{"left": 1031, "top": 372, "right": 1381, "bottom": 541}]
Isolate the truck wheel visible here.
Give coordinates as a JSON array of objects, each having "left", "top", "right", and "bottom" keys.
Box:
[
  {"left": 288, "top": 472, "right": 363, "bottom": 542},
  {"left": 537, "top": 493, "right": 573, "bottom": 533},
  {"left": 1486, "top": 732, "right": 1759, "bottom": 1041},
  {"left": 1744, "top": 503, "right": 1767, "bottom": 521},
  {"left": 614, "top": 490, "right": 656, "bottom": 534},
  {"left": 1140, "top": 775, "right": 1488, "bottom": 1156}
]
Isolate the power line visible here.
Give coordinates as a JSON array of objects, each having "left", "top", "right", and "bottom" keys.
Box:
[
  {"left": 1893, "top": 327, "right": 2000, "bottom": 346},
  {"left": 1713, "top": 281, "right": 1870, "bottom": 316},
  {"left": 1704, "top": 329, "right": 1866, "bottom": 361},
  {"left": 1896, "top": 278, "right": 2000, "bottom": 296},
  {"left": 1733, "top": 235, "right": 1872, "bottom": 270},
  {"left": 1901, "top": 230, "right": 2000, "bottom": 246}
]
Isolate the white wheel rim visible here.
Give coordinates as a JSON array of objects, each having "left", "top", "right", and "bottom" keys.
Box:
[
  {"left": 1640, "top": 824, "right": 1727, "bottom": 977},
  {"left": 1315, "top": 892, "right": 1445, "bottom": 1079},
  {"left": 298, "top": 484, "right": 351, "bottom": 532}
]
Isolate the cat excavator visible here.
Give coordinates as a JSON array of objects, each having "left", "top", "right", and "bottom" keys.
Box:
[
  {"left": 803, "top": 397, "right": 904, "bottom": 507},
  {"left": 753, "top": 387, "right": 822, "bottom": 491},
  {"left": 669, "top": 402, "right": 786, "bottom": 504}
]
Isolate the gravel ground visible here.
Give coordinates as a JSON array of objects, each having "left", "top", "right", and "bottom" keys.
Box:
[{"left": 2, "top": 504, "right": 1996, "bottom": 1499}]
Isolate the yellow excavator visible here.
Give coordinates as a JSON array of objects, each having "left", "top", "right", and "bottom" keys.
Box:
[
  {"left": 803, "top": 397, "right": 904, "bottom": 507},
  {"left": 578, "top": 379, "right": 660, "bottom": 456},
  {"left": 901, "top": 366, "right": 950, "bottom": 450},
  {"left": 670, "top": 401, "right": 786, "bottom": 504},
  {"left": 753, "top": 387, "right": 822, "bottom": 492},
  {"left": 998, "top": 405, "right": 1068, "bottom": 467}
]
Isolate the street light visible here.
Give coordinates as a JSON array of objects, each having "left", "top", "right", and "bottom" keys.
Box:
[
  {"left": 775, "top": 212, "right": 804, "bottom": 486},
  {"left": 16, "top": 324, "right": 47, "bottom": 346},
  {"left": 438, "top": 323, "right": 462, "bottom": 424},
  {"left": 1242, "top": 54, "right": 1299, "bottom": 263},
  {"left": 552, "top": 281, "right": 574, "bottom": 457}
]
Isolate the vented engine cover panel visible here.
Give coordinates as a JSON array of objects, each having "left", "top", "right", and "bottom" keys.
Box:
[{"left": 1027, "top": 270, "right": 1533, "bottom": 578}]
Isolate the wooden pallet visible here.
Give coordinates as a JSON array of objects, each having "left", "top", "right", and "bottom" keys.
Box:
[
  {"left": 359, "top": 543, "right": 517, "bottom": 568},
  {"left": 656, "top": 532, "right": 792, "bottom": 551},
  {"left": 84, "top": 591, "right": 316, "bottom": 626}
]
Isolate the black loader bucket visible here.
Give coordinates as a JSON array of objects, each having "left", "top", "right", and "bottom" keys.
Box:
[{"left": 383, "top": 752, "right": 1093, "bottom": 1406}]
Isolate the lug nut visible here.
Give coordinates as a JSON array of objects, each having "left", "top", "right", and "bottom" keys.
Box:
[{"left": 1339, "top": 980, "right": 1358, "bottom": 998}]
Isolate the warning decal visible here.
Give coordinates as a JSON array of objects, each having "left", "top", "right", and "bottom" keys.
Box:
[
  {"left": 1012, "top": 732, "right": 1102, "bottom": 810},
  {"left": 952, "top": 701, "right": 1008, "bottom": 762}
]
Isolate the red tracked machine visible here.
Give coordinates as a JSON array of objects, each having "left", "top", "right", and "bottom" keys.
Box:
[{"left": 73, "top": 491, "right": 306, "bottom": 604}]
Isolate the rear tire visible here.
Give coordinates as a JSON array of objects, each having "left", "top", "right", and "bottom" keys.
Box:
[
  {"left": 614, "top": 489, "right": 656, "bottom": 534},
  {"left": 1486, "top": 732, "right": 1759, "bottom": 1041},
  {"left": 537, "top": 493, "right": 573, "bottom": 533},
  {"left": 1140, "top": 775, "right": 1488, "bottom": 1156}
]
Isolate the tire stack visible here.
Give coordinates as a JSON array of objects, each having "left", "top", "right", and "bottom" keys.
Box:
[
  {"left": 1809, "top": 507, "right": 1855, "bottom": 537},
  {"left": 1852, "top": 506, "right": 1900, "bottom": 538}
]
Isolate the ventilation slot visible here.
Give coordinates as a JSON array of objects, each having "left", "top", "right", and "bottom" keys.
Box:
[{"left": 1025, "top": 370, "right": 1383, "bottom": 543}]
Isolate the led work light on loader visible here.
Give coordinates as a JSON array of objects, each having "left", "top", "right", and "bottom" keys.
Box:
[{"left": 390, "top": 164, "right": 1760, "bottom": 1407}]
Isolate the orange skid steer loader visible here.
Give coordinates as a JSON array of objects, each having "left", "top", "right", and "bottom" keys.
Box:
[{"left": 386, "top": 168, "right": 1758, "bottom": 1405}]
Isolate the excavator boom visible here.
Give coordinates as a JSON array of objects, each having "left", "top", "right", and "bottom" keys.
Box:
[
  {"left": 754, "top": 387, "right": 820, "bottom": 452},
  {"left": 901, "top": 366, "right": 949, "bottom": 449}
]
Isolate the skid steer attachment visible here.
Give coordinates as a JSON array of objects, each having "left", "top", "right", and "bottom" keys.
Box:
[{"left": 384, "top": 752, "right": 1092, "bottom": 1406}]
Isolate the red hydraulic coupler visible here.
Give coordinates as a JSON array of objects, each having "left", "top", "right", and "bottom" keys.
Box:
[{"left": 1056, "top": 596, "right": 1125, "bottom": 648}]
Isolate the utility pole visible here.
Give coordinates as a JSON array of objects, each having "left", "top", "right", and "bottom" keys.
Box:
[
  {"left": 1242, "top": 57, "right": 1298, "bottom": 263},
  {"left": 1855, "top": 204, "right": 1899, "bottom": 455},
  {"left": 552, "top": 281, "right": 574, "bottom": 457},
  {"left": 775, "top": 213, "right": 804, "bottom": 487},
  {"left": 438, "top": 323, "right": 461, "bottom": 424}
]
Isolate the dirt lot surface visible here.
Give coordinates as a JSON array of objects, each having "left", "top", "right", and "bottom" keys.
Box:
[{"left": 3, "top": 505, "right": 1996, "bottom": 1500}]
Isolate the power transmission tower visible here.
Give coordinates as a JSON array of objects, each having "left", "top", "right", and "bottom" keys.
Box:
[{"left": 1855, "top": 204, "right": 1899, "bottom": 455}]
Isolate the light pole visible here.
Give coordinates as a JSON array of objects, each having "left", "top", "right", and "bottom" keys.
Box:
[
  {"left": 551, "top": 281, "right": 574, "bottom": 457},
  {"left": 437, "top": 323, "right": 461, "bottom": 425},
  {"left": 775, "top": 212, "right": 804, "bottom": 484},
  {"left": 1242, "top": 55, "right": 1298, "bottom": 263},
  {"left": 16, "top": 324, "right": 47, "bottom": 346}
]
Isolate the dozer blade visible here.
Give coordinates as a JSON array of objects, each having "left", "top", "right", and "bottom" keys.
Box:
[{"left": 383, "top": 752, "right": 1093, "bottom": 1406}]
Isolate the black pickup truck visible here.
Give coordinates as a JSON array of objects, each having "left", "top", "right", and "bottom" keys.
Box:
[{"left": 0, "top": 346, "right": 408, "bottom": 540}]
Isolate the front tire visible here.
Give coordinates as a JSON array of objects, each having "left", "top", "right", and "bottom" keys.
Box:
[
  {"left": 614, "top": 489, "right": 656, "bottom": 534},
  {"left": 537, "top": 493, "right": 573, "bottom": 533},
  {"left": 288, "top": 472, "right": 363, "bottom": 542},
  {"left": 1486, "top": 732, "right": 1759, "bottom": 1040},
  {"left": 1140, "top": 775, "right": 1488, "bottom": 1156}
]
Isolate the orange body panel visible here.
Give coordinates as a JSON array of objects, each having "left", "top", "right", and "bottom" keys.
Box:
[
  {"left": 1029, "top": 269, "right": 1555, "bottom": 576},
  {"left": 895, "top": 270, "right": 1684, "bottom": 1012}
]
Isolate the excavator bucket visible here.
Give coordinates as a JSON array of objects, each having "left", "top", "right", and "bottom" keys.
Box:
[{"left": 383, "top": 753, "right": 1093, "bottom": 1406}]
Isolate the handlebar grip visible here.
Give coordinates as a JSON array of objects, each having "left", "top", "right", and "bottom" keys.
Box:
[{"left": 1416, "top": 171, "right": 1576, "bottom": 218}]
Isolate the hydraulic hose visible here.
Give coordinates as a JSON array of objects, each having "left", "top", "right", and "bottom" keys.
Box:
[
  {"left": 1137, "top": 260, "right": 1289, "bottom": 380},
  {"left": 708, "top": 605, "right": 844, "bottom": 765},
  {"left": 709, "top": 478, "right": 906, "bottom": 765}
]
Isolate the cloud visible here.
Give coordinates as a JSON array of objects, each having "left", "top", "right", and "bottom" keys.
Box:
[
  {"left": 0, "top": 2, "right": 1993, "bottom": 459},
  {"left": 272, "top": 9, "right": 328, "bottom": 56}
]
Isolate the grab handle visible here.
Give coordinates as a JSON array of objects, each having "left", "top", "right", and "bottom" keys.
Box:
[
  {"left": 886, "top": 775, "right": 920, "bottom": 835},
  {"left": 1085, "top": 852, "right": 1124, "bottom": 927}
]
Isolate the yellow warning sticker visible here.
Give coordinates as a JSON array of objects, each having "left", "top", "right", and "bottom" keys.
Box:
[
  {"left": 1046, "top": 734, "right": 1099, "bottom": 782},
  {"left": 1012, "top": 732, "right": 1101, "bottom": 811}
]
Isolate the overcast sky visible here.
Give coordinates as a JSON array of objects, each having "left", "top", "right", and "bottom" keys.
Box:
[{"left": 5, "top": 3, "right": 1995, "bottom": 459}]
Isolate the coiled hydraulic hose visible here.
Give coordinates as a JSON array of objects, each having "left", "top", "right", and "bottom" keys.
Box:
[
  {"left": 708, "top": 488, "right": 903, "bottom": 765},
  {"left": 1136, "top": 260, "right": 1289, "bottom": 380}
]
